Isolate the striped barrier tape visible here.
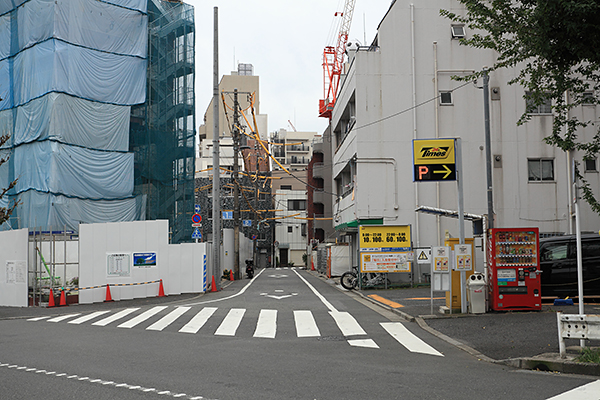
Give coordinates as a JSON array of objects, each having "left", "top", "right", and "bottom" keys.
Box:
[{"left": 59, "top": 280, "right": 163, "bottom": 293}]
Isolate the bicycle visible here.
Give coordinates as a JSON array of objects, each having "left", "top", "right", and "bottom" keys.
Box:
[{"left": 340, "top": 266, "right": 391, "bottom": 290}]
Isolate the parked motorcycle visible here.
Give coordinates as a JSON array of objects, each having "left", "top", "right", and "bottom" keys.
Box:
[{"left": 245, "top": 259, "right": 254, "bottom": 279}]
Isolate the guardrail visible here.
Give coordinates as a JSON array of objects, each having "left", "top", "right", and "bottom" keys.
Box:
[{"left": 557, "top": 312, "right": 600, "bottom": 358}]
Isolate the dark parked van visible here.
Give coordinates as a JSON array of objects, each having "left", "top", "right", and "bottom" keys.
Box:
[{"left": 539, "top": 234, "right": 600, "bottom": 298}]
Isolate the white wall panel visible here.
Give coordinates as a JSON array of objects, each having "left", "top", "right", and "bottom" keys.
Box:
[
  {"left": 79, "top": 220, "right": 205, "bottom": 304},
  {"left": 0, "top": 229, "right": 29, "bottom": 307}
]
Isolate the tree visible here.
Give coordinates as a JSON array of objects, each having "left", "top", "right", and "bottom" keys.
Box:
[
  {"left": 0, "top": 132, "right": 19, "bottom": 226},
  {"left": 441, "top": 0, "right": 600, "bottom": 213}
]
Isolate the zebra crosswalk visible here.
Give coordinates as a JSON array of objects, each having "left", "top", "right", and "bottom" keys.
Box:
[{"left": 27, "top": 306, "right": 443, "bottom": 356}]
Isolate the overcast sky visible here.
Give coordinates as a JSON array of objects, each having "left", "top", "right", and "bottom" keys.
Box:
[{"left": 188, "top": 1, "right": 393, "bottom": 136}]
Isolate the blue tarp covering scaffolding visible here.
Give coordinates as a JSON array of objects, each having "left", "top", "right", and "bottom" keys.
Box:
[{"left": 0, "top": 0, "right": 148, "bottom": 231}]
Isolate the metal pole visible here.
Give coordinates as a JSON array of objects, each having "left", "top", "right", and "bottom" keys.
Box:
[
  {"left": 456, "top": 138, "right": 467, "bottom": 313},
  {"left": 233, "top": 89, "right": 240, "bottom": 280},
  {"left": 483, "top": 69, "right": 494, "bottom": 229},
  {"left": 212, "top": 7, "right": 221, "bottom": 291},
  {"left": 574, "top": 173, "right": 585, "bottom": 348}
]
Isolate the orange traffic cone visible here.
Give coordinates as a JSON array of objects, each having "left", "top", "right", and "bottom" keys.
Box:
[
  {"left": 48, "top": 288, "right": 56, "bottom": 308},
  {"left": 158, "top": 279, "right": 166, "bottom": 297},
  {"left": 104, "top": 285, "right": 114, "bottom": 302},
  {"left": 230, "top": 270, "right": 235, "bottom": 281},
  {"left": 211, "top": 275, "right": 218, "bottom": 292},
  {"left": 59, "top": 290, "right": 67, "bottom": 307}
]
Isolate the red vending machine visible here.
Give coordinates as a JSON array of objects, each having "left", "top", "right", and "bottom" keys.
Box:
[{"left": 488, "top": 227, "right": 542, "bottom": 311}]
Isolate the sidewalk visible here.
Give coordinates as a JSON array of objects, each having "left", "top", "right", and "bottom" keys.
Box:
[{"left": 311, "top": 270, "right": 600, "bottom": 376}]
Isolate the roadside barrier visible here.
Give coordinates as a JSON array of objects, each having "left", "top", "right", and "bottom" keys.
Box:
[
  {"left": 47, "top": 279, "right": 167, "bottom": 306},
  {"left": 557, "top": 312, "right": 600, "bottom": 358}
]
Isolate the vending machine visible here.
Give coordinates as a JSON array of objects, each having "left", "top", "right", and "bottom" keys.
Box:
[{"left": 488, "top": 227, "right": 542, "bottom": 311}]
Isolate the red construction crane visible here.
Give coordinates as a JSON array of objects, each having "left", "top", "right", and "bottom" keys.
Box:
[{"left": 318, "top": 0, "right": 356, "bottom": 119}]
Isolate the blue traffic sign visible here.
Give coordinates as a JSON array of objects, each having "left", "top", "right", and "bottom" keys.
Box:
[
  {"left": 243, "top": 220, "right": 252, "bottom": 227},
  {"left": 192, "top": 228, "right": 202, "bottom": 239},
  {"left": 192, "top": 213, "right": 202, "bottom": 224},
  {"left": 222, "top": 211, "right": 233, "bottom": 220},
  {"left": 195, "top": 204, "right": 201, "bottom": 213}
]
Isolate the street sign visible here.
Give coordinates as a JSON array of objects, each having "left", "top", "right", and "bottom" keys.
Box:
[
  {"left": 359, "top": 225, "right": 411, "bottom": 252},
  {"left": 192, "top": 223, "right": 202, "bottom": 228},
  {"left": 359, "top": 225, "right": 412, "bottom": 273},
  {"left": 191, "top": 228, "right": 202, "bottom": 240},
  {"left": 413, "top": 139, "right": 456, "bottom": 181},
  {"left": 222, "top": 211, "right": 233, "bottom": 220},
  {"left": 243, "top": 220, "right": 252, "bottom": 227},
  {"left": 416, "top": 248, "right": 431, "bottom": 264},
  {"left": 195, "top": 204, "right": 201, "bottom": 213},
  {"left": 252, "top": 235, "right": 257, "bottom": 240},
  {"left": 192, "top": 213, "right": 202, "bottom": 224},
  {"left": 454, "top": 243, "right": 472, "bottom": 271}
]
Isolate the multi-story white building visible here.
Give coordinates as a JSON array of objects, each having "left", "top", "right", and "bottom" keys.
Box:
[
  {"left": 331, "top": 1, "right": 600, "bottom": 270},
  {"left": 271, "top": 129, "right": 317, "bottom": 171},
  {"left": 274, "top": 189, "right": 308, "bottom": 267}
]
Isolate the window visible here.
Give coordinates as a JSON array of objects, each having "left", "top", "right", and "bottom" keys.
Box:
[
  {"left": 301, "top": 223, "right": 307, "bottom": 237},
  {"left": 525, "top": 91, "right": 552, "bottom": 114},
  {"left": 288, "top": 226, "right": 293, "bottom": 233},
  {"left": 583, "top": 91, "right": 596, "bottom": 105},
  {"left": 583, "top": 240, "right": 600, "bottom": 258},
  {"left": 451, "top": 25, "right": 465, "bottom": 38},
  {"left": 541, "top": 243, "right": 568, "bottom": 262},
  {"left": 528, "top": 159, "right": 554, "bottom": 181},
  {"left": 439, "top": 91, "right": 453, "bottom": 105},
  {"left": 280, "top": 185, "right": 292, "bottom": 190},
  {"left": 288, "top": 199, "right": 306, "bottom": 210},
  {"left": 585, "top": 158, "right": 597, "bottom": 172}
]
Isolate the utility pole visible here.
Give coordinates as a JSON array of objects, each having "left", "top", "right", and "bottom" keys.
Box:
[
  {"left": 211, "top": 7, "right": 221, "bottom": 291},
  {"left": 483, "top": 69, "right": 494, "bottom": 229},
  {"left": 232, "top": 89, "right": 241, "bottom": 280},
  {"left": 254, "top": 142, "right": 259, "bottom": 268}
]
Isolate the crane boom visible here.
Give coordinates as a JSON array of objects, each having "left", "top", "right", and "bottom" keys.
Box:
[{"left": 319, "top": 0, "right": 356, "bottom": 119}]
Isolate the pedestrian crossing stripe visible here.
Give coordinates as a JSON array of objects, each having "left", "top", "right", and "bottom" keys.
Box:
[{"left": 27, "top": 307, "right": 443, "bottom": 356}]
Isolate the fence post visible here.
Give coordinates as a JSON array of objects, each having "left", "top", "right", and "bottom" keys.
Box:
[{"left": 557, "top": 312, "right": 566, "bottom": 359}]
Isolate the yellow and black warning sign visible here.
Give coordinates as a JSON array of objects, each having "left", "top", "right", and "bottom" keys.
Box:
[{"left": 413, "top": 139, "right": 456, "bottom": 181}]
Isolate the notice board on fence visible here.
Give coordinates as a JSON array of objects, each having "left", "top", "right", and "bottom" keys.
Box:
[{"left": 359, "top": 225, "right": 412, "bottom": 273}]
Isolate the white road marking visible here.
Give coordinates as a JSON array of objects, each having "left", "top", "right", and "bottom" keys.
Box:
[
  {"left": 182, "top": 268, "right": 266, "bottom": 306},
  {"left": 546, "top": 380, "right": 600, "bottom": 400},
  {"left": 146, "top": 306, "right": 191, "bottom": 331},
  {"left": 27, "top": 316, "right": 51, "bottom": 321},
  {"left": 254, "top": 309, "right": 277, "bottom": 338},
  {"left": 179, "top": 307, "right": 217, "bottom": 334},
  {"left": 348, "top": 339, "right": 379, "bottom": 348},
  {"left": 292, "top": 268, "right": 337, "bottom": 312},
  {"left": 118, "top": 306, "right": 168, "bottom": 328},
  {"left": 214, "top": 308, "right": 245, "bottom": 336},
  {"left": 47, "top": 313, "right": 81, "bottom": 323},
  {"left": 294, "top": 310, "right": 321, "bottom": 337},
  {"left": 68, "top": 311, "right": 111, "bottom": 324},
  {"left": 381, "top": 322, "right": 444, "bottom": 357},
  {"left": 92, "top": 308, "right": 140, "bottom": 326},
  {"left": 330, "top": 311, "right": 367, "bottom": 336}
]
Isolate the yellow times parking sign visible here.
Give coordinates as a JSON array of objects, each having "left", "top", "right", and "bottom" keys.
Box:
[{"left": 359, "top": 225, "right": 411, "bottom": 251}]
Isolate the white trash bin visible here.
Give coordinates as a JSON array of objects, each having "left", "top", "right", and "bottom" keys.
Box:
[{"left": 467, "top": 273, "right": 486, "bottom": 314}]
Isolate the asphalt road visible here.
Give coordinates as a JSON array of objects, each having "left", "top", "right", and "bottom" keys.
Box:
[{"left": 0, "top": 268, "right": 597, "bottom": 400}]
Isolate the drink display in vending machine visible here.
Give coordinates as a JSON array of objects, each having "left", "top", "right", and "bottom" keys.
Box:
[{"left": 488, "top": 227, "right": 541, "bottom": 311}]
